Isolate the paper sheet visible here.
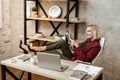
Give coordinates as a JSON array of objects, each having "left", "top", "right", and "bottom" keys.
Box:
[{"left": 73, "top": 64, "right": 102, "bottom": 75}]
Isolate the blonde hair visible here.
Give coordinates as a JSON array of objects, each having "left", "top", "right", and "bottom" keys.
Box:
[{"left": 87, "top": 24, "right": 100, "bottom": 40}]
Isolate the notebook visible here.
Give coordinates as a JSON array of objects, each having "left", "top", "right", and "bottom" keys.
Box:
[
  {"left": 65, "top": 32, "right": 72, "bottom": 42},
  {"left": 17, "top": 55, "right": 30, "bottom": 62},
  {"left": 37, "top": 52, "right": 69, "bottom": 72}
]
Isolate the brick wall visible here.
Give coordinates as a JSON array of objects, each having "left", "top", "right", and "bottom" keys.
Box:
[{"left": 0, "top": 0, "right": 12, "bottom": 60}]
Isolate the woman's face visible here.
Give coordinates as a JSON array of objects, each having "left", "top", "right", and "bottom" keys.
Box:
[{"left": 86, "top": 27, "right": 94, "bottom": 39}]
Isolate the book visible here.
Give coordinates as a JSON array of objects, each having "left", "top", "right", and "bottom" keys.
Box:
[
  {"left": 65, "top": 28, "right": 72, "bottom": 41},
  {"left": 17, "top": 55, "right": 30, "bottom": 62},
  {"left": 65, "top": 32, "right": 72, "bottom": 43},
  {"left": 69, "top": 70, "right": 87, "bottom": 80},
  {"left": 82, "top": 74, "right": 91, "bottom": 80}
]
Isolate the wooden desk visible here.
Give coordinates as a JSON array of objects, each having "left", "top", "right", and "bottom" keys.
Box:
[{"left": 1, "top": 54, "right": 103, "bottom": 80}]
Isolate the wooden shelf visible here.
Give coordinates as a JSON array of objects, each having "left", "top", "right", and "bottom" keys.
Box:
[
  {"left": 39, "top": 0, "right": 78, "bottom": 1},
  {"left": 39, "top": 0, "right": 67, "bottom": 1},
  {"left": 19, "top": 35, "right": 56, "bottom": 42},
  {"left": 27, "top": 0, "right": 77, "bottom": 2},
  {"left": 39, "top": 0, "right": 74, "bottom": 1},
  {"left": 27, "top": 17, "right": 84, "bottom": 23},
  {"left": 27, "top": 0, "right": 65, "bottom": 1}
]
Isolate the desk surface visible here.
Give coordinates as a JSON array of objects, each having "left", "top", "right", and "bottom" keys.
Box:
[{"left": 1, "top": 54, "right": 103, "bottom": 80}]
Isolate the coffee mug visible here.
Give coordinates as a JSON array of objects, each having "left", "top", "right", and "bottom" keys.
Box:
[{"left": 30, "top": 56, "right": 36, "bottom": 65}]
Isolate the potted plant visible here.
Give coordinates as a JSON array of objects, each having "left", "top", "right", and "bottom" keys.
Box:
[{"left": 31, "top": 7, "right": 37, "bottom": 17}]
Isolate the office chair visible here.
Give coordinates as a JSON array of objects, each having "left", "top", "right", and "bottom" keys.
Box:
[{"left": 74, "top": 37, "right": 106, "bottom": 65}]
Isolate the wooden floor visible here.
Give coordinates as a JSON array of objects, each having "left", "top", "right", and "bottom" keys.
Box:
[{"left": 0, "top": 66, "right": 54, "bottom": 80}]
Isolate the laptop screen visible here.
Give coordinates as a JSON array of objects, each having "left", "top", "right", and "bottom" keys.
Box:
[{"left": 37, "top": 52, "right": 68, "bottom": 72}]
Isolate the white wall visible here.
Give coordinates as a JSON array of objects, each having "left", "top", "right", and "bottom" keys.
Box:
[{"left": 79, "top": 0, "right": 120, "bottom": 80}]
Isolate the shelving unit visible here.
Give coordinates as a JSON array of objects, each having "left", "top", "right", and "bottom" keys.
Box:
[{"left": 24, "top": 0, "right": 84, "bottom": 44}]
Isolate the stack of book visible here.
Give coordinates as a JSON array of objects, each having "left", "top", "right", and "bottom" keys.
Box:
[{"left": 69, "top": 70, "right": 91, "bottom": 80}]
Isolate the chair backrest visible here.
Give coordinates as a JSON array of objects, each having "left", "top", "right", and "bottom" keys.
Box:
[{"left": 91, "top": 37, "right": 105, "bottom": 65}]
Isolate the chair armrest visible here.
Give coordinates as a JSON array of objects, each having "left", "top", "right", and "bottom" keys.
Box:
[{"left": 74, "top": 60, "right": 91, "bottom": 65}]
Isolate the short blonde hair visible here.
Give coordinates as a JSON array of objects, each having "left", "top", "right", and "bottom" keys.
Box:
[{"left": 87, "top": 24, "right": 100, "bottom": 40}]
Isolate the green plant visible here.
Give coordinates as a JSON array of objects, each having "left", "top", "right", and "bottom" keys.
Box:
[{"left": 32, "top": 7, "right": 37, "bottom": 11}]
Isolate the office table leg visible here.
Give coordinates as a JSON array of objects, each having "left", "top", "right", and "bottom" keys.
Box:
[
  {"left": 97, "top": 73, "right": 103, "bottom": 80},
  {"left": 1, "top": 65, "right": 6, "bottom": 80},
  {"left": 18, "top": 70, "right": 24, "bottom": 80},
  {"left": 28, "top": 72, "right": 32, "bottom": 80},
  {"left": 1, "top": 65, "right": 32, "bottom": 80}
]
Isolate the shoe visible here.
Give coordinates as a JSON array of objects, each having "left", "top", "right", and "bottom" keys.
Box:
[{"left": 19, "top": 40, "right": 28, "bottom": 53}]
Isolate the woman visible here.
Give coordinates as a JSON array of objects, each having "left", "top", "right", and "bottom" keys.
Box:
[{"left": 20, "top": 24, "right": 101, "bottom": 62}]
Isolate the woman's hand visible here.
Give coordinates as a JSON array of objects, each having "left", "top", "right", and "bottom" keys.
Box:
[{"left": 70, "top": 40, "right": 79, "bottom": 48}]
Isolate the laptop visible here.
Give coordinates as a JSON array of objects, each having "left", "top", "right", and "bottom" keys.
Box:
[{"left": 37, "top": 52, "right": 69, "bottom": 72}]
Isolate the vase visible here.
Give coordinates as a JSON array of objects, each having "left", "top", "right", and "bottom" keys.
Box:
[
  {"left": 26, "top": 6, "right": 30, "bottom": 17},
  {"left": 31, "top": 11, "right": 37, "bottom": 17}
]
